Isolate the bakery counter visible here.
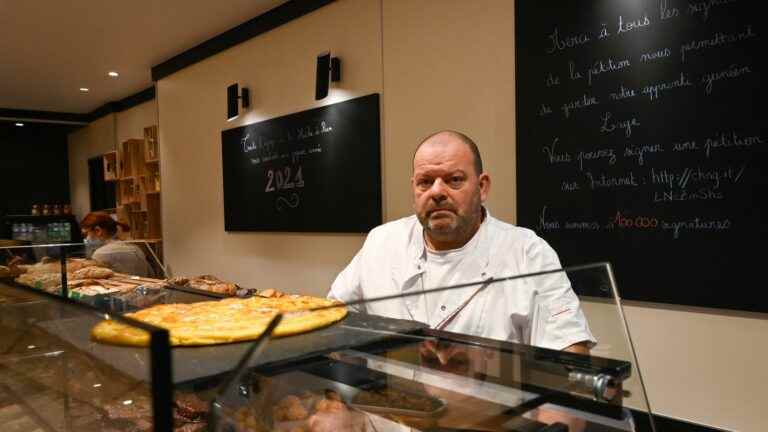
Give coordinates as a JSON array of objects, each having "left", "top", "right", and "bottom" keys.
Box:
[
  {"left": 0, "top": 259, "right": 655, "bottom": 432},
  {"left": 0, "top": 282, "right": 429, "bottom": 432},
  {"left": 212, "top": 326, "right": 641, "bottom": 432}
]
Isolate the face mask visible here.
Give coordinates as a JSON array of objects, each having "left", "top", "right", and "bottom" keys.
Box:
[{"left": 84, "top": 237, "right": 106, "bottom": 258}]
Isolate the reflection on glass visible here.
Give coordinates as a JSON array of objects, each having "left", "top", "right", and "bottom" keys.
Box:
[
  {"left": 211, "top": 263, "right": 654, "bottom": 432},
  {"left": 0, "top": 290, "right": 161, "bottom": 431}
]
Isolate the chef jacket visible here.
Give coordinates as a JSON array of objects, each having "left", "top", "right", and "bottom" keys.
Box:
[{"left": 328, "top": 210, "right": 596, "bottom": 350}]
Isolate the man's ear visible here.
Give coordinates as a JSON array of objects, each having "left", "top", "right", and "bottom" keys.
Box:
[{"left": 479, "top": 173, "right": 491, "bottom": 202}]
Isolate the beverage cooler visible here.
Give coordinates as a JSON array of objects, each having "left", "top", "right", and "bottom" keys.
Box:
[{"left": 2, "top": 214, "right": 83, "bottom": 245}]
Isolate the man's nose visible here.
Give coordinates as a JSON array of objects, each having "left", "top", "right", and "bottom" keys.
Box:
[{"left": 429, "top": 178, "right": 448, "bottom": 200}]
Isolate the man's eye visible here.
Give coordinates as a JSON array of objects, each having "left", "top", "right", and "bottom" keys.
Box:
[
  {"left": 417, "top": 179, "right": 433, "bottom": 189},
  {"left": 448, "top": 176, "right": 465, "bottom": 187}
]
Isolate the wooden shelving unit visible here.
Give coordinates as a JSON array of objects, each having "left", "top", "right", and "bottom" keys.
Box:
[
  {"left": 107, "top": 125, "right": 162, "bottom": 245},
  {"left": 144, "top": 125, "right": 159, "bottom": 162}
]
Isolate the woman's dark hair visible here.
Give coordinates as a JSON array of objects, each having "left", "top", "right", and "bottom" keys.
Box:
[{"left": 80, "top": 212, "right": 130, "bottom": 236}]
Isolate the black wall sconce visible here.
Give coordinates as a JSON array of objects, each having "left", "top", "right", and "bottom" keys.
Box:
[
  {"left": 227, "top": 83, "right": 250, "bottom": 121},
  {"left": 315, "top": 51, "right": 341, "bottom": 100}
]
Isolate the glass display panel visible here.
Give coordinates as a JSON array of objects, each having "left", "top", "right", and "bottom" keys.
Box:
[
  {"left": 212, "top": 263, "right": 656, "bottom": 432},
  {"left": 0, "top": 283, "right": 174, "bottom": 431}
]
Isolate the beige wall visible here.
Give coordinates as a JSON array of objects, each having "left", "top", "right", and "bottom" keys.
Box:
[
  {"left": 623, "top": 302, "right": 768, "bottom": 431},
  {"left": 116, "top": 100, "right": 157, "bottom": 146},
  {"left": 382, "top": 0, "right": 517, "bottom": 222},
  {"left": 156, "top": 0, "right": 767, "bottom": 431},
  {"left": 68, "top": 113, "right": 116, "bottom": 220},
  {"left": 583, "top": 296, "right": 768, "bottom": 431},
  {"left": 156, "top": 0, "right": 381, "bottom": 295}
]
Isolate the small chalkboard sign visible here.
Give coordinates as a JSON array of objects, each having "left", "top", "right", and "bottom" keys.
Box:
[
  {"left": 516, "top": 1, "right": 766, "bottom": 311},
  {"left": 222, "top": 94, "right": 382, "bottom": 232}
]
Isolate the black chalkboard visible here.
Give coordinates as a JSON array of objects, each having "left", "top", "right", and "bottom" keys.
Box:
[
  {"left": 222, "top": 94, "right": 382, "bottom": 232},
  {"left": 515, "top": 1, "right": 766, "bottom": 311}
]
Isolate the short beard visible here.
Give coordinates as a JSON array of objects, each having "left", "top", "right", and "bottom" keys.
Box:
[
  {"left": 423, "top": 212, "right": 465, "bottom": 237},
  {"left": 419, "top": 202, "right": 483, "bottom": 247}
]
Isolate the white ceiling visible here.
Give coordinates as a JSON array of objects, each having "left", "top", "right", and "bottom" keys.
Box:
[{"left": 0, "top": 0, "right": 287, "bottom": 114}]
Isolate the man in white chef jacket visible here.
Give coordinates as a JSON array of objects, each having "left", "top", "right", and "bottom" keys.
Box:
[{"left": 328, "top": 130, "right": 595, "bottom": 353}]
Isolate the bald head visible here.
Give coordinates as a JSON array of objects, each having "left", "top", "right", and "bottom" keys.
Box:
[{"left": 414, "top": 130, "right": 483, "bottom": 176}]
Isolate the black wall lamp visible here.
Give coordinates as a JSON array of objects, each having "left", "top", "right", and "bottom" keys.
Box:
[
  {"left": 315, "top": 51, "right": 341, "bottom": 100},
  {"left": 227, "top": 83, "right": 250, "bottom": 121}
]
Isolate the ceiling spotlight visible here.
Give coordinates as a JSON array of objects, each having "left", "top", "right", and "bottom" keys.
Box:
[
  {"left": 80, "top": 87, "right": 90, "bottom": 92},
  {"left": 15, "top": 122, "right": 24, "bottom": 127},
  {"left": 108, "top": 71, "right": 119, "bottom": 77}
]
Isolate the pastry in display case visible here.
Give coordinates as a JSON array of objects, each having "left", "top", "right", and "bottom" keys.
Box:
[
  {"left": 166, "top": 275, "right": 241, "bottom": 296},
  {"left": 0, "top": 243, "right": 272, "bottom": 310},
  {"left": 0, "top": 244, "right": 656, "bottom": 431},
  {"left": 90, "top": 294, "right": 348, "bottom": 347},
  {"left": 1, "top": 243, "right": 168, "bottom": 305}
]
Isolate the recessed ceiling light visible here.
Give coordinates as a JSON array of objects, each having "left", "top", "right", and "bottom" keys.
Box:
[
  {"left": 80, "top": 87, "right": 90, "bottom": 92},
  {"left": 108, "top": 71, "right": 119, "bottom": 77},
  {"left": 15, "top": 122, "right": 24, "bottom": 127}
]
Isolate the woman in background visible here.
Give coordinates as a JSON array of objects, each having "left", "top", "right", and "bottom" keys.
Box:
[{"left": 80, "top": 212, "right": 154, "bottom": 277}]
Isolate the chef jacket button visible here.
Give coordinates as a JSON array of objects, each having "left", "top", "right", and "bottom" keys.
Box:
[{"left": 440, "top": 305, "right": 446, "bottom": 311}]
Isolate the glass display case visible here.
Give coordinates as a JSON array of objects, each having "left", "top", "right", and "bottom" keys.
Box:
[
  {"left": 0, "top": 282, "right": 171, "bottom": 431},
  {"left": 211, "top": 263, "right": 655, "bottom": 432},
  {"left": 0, "top": 246, "right": 656, "bottom": 432},
  {"left": 0, "top": 242, "right": 167, "bottom": 302}
]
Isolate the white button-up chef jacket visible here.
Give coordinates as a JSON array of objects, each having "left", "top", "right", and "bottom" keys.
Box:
[{"left": 328, "top": 211, "right": 596, "bottom": 350}]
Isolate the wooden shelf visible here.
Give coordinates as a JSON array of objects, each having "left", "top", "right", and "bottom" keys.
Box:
[
  {"left": 118, "top": 139, "right": 146, "bottom": 179},
  {"left": 144, "top": 125, "right": 159, "bottom": 162},
  {"left": 109, "top": 125, "right": 161, "bottom": 244}
]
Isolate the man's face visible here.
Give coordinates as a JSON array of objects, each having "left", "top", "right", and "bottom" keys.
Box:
[{"left": 412, "top": 135, "right": 490, "bottom": 247}]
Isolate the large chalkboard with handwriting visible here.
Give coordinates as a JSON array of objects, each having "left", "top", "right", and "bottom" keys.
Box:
[
  {"left": 516, "top": 1, "right": 766, "bottom": 311},
  {"left": 222, "top": 94, "right": 381, "bottom": 232}
]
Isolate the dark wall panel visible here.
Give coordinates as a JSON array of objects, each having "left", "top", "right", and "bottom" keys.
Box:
[
  {"left": 0, "top": 121, "right": 75, "bottom": 216},
  {"left": 516, "top": 1, "right": 766, "bottom": 311}
]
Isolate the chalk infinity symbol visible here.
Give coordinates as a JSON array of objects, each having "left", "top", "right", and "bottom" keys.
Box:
[{"left": 276, "top": 193, "right": 300, "bottom": 212}]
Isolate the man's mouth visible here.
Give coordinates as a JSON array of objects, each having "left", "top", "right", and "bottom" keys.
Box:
[{"left": 429, "top": 209, "right": 454, "bottom": 217}]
